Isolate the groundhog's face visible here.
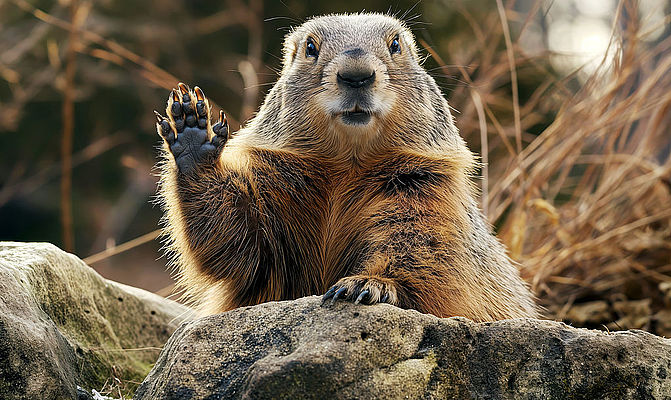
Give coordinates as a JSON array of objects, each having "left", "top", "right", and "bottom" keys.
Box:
[{"left": 280, "top": 14, "right": 428, "bottom": 138}]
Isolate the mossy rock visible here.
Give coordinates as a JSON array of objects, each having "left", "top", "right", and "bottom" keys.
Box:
[{"left": 0, "top": 242, "right": 192, "bottom": 399}]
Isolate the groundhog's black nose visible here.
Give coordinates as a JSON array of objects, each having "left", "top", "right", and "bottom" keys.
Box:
[{"left": 337, "top": 70, "right": 376, "bottom": 89}]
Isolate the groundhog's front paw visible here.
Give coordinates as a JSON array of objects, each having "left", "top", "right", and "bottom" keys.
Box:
[
  {"left": 321, "top": 275, "right": 398, "bottom": 306},
  {"left": 155, "top": 82, "right": 229, "bottom": 175}
]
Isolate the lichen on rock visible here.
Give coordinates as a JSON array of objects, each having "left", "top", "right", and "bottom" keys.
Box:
[
  {"left": 0, "top": 242, "right": 192, "bottom": 399},
  {"left": 135, "top": 296, "right": 671, "bottom": 399}
]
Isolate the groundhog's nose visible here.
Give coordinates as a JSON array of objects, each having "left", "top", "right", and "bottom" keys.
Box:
[{"left": 337, "top": 69, "right": 376, "bottom": 89}]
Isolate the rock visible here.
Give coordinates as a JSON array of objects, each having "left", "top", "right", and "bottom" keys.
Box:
[
  {"left": 135, "top": 296, "right": 671, "bottom": 400},
  {"left": 0, "top": 242, "right": 192, "bottom": 399}
]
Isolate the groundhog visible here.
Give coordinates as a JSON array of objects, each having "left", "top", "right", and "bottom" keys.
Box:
[{"left": 154, "top": 13, "right": 538, "bottom": 321}]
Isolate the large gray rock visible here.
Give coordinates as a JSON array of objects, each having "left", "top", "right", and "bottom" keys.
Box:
[
  {"left": 0, "top": 242, "right": 192, "bottom": 399},
  {"left": 135, "top": 296, "right": 671, "bottom": 399}
]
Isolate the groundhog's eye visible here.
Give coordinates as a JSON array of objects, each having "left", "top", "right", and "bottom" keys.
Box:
[
  {"left": 305, "top": 37, "right": 319, "bottom": 58},
  {"left": 389, "top": 35, "right": 401, "bottom": 54}
]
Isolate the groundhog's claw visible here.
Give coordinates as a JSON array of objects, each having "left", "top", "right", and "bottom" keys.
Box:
[
  {"left": 211, "top": 110, "right": 229, "bottom": 149},
  {"left": 354, "top": 289, "right": 370, "bottom": 305},
  {"left": 321, "top": 285, "right": 348, "bottom": 305},
  {"left": 155, "top": 111, "right": 174, "bottom": 143},
  {"left": 321, "top": 276, "right": 398, "bottom": 307},
  {"left": 157, "top": 83, "right": 229, "bottom": 175},
  {"left": 331, "top": 287, "right": 348, "bottom": 305},
  {"left": 321, "top": 286, "right": 336, "bottom": 301}
]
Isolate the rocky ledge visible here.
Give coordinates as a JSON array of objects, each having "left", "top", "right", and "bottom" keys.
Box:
[
  {"left": 0, "top": 242, "right": 192, "bottom": 399},
  {"left": 2, "top": 242, "right": 670, "bottom": 400},
  {"left": 136, "top": 296, "right": 671, "bottom": 399}
]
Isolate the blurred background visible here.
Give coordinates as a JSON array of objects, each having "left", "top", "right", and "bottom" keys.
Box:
[{"left": 1, "top": 0, "right": 670, "bottom": 334}]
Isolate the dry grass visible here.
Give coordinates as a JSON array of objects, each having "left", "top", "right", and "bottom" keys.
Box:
[{"left": 440, "top": 0, "right": 671, "bottom": 335}]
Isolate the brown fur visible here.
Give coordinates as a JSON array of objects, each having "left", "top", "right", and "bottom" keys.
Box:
[{"left": 156, "top": 13, "right": 538, "bottom": 320}]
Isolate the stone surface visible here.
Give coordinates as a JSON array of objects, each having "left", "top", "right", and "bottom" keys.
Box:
[
  {"left": 136, "top": 296, "right": 671, "bottom": 400},
  {"left": 0, "top": 242, "right": 192, "bottom": 399}
]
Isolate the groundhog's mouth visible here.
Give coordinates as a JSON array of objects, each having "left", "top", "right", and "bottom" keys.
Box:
[{"left": 339, "top": 107, "right": 373, "bottom": 125}]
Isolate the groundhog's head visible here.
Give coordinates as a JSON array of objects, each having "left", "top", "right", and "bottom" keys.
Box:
[{"left": 259, "top": 13, "right": 460, "bottom": 154}]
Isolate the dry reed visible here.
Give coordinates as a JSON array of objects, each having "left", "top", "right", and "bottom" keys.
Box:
[{"left": 443, "top": 0, "right": 671, "bottom": 334}]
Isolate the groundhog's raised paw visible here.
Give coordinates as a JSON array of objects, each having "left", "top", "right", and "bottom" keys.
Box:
[
  {"left": 321, "top": 275, "right": 398, "bottom": 307},
  {"left": 155, "top": 82, "right": 229, "bottom": 175}
]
